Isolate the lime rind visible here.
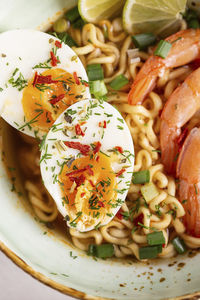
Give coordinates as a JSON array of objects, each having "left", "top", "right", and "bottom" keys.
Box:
[
  {"left": 123, "top": 0, "right": 187, "bottom": 35},
  {"left": 78, "top": 0, "right": 125, "bottom": 23}
]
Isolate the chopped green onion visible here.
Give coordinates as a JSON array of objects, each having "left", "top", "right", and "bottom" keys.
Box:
[
  {"left": 188, "top": 19, "right": 200, "bottom": 29},
  {"left": 132, "top": 170, "right": 150, "bottom": 184},
  {"left": 132, "top": 33, "right": 157, "bottom": 50},
  {"left": 51, "top": 32, "right": 77, "bottom": 47},
  {"left": 154, "top": 40, "right": 172, "bottom": 59},
  {"left": 183, "top": 9, "right": 198, "bottom": 21},
  {"left": 147, "top": 231, "right": 165, "bottom": 246},
  {"left": 88, "top": 244, "right": 114, "bottom": 258},
  {"left": 86, "top": 64, "right": 104, "bottom": 81},
  {"left": 156, "top": 244, "right": 162, "bottom": 254},
  {"left": 53, "top": 18, "right": 69, "bottom": 33},
  {"left": 90, "top": 80, "right": 107, "bottom": 98},
  {"left": 141, "top": 182, "right": 159, "bottom": 203},
  {"left": 109, "top": 74, "right": 129, "bottom": 90},
  {"left": 172, "top": 237, "right": 187, "bottom": 254},
  {"left": 65, "top": 6, "right": 80, "bottom": 23},
  {"left": 139, "top": 245, "right": 161, "bottom": 259},
  {"left": 73, "top": 18, "right": 86, "bottom": 29}
]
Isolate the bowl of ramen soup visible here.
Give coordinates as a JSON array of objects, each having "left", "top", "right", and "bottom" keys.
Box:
[{"left": 1, "top": 0, "right": 200, "bottom": 299}]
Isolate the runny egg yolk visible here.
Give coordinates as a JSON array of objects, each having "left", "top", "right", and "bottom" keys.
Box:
[
  {"left": 22, "top": 68, "right": 86, "bottom": 132},
  {"left": 59, "top": 152, "right": 118, "bottom": 229}
]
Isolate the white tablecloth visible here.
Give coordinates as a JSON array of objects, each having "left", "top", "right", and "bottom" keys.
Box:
[{"left": 0, "top": 250, "right": 74, "bottom": 300}]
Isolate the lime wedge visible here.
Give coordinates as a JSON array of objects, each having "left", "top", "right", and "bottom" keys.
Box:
[
  {"left": 123, "top": 0, "right": 187, "bottom": 37},
  {"left": 78, "top": 0, "right": 126, "bottom": 23}
]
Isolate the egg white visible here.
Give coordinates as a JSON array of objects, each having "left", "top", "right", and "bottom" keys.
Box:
[
  {"left": 0, "top": 29, "right": 90, "bottom": 138},
  {"left": 40, "top": 99, "right": 134, "bottom": 232}
]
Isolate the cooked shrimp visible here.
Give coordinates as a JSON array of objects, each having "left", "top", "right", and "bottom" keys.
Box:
[
  {"left": 160, "top": 67, "right": 200, "bottom": 174},
  {"left": 176, "top": 127, "right": 200, "bottom": 237},
  {"left": 128, "top": 29, "right": 200, "bottom": 105}
]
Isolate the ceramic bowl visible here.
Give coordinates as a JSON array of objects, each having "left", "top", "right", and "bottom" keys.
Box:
[{"left": 0, "top": 1, "right": 200, "bottom": 299}]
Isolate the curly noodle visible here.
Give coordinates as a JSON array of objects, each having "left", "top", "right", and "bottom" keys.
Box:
[{"left": 16, "top": 17, "right": 200, "bottom": 259}]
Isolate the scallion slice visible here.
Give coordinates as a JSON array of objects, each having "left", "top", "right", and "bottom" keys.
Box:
[
  {"left": 188, "top": 19, "right": 200, "bottom": 29},
  {"left": 172, "top": 237, "right": 187, "bottom": 254},
  {"left": 54, "top": 32, "right": 77, "bottom": 47},
  {"left": 154, "top": 40, "right": 172, "bottom": 59},
  {"left": 109, "top": 74, "right": 129, "bottom": 90},
  {"left": 86, "top": 64, "right": 104, "bottom": 81},
  {"left": 132, "top": 170, "right": 150, "bottom": 184},
  {"left": 90, "top": 80, "right": 107, "bottom": 98},
  {"left": 132, "top": 33, "right": 157, "bottom": 50},
  {"left": 141, "top": 182, "right": 159, "bottom": 203},
  {"left": 73, "top": 18, "right": 86, "bottom": 29},
  {"left": 88, "top": 244, "right": 114, "bottom": 258},
  {"left": 65, "top": 6, "right": 80, "bottom": 23},
  {"left": 147, "top": 231, "right": 165, "bottom": 246},
  {"left": 139, "top": 245, "right": 160, "bottom": 259}
]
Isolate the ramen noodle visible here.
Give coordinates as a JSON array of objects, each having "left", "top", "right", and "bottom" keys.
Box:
[{"left": 15, "top": 16, "right": 200, "bottom": 260}]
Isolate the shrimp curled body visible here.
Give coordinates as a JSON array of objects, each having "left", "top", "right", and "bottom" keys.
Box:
[
  {"left": 160, "top": 67, "right": 200, "bottom": 174},
  {"left": 176, "top": 127, "right": 200, "bottom": 237},
  {"left": 128, "top": 29, "right": 200, "bottom": 105}
]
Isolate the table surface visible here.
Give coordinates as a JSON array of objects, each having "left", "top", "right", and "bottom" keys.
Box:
[{"left": 0, "top": 250, "right": 74, "bottom": 300}]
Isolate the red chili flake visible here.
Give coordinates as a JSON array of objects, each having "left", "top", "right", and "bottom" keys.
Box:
[
  {"left": 133, "top": 214, "right": 143, "bottom": 226},
  {"left": 73, "top": 71, "right": 80, "bottom": 85},
  {"left": 66, "top": 167, "right": 87, "bottom": 177},
  {"left": 32, "top": 72, "right": 58, "bottom": 87},
  {"left": 96, "top": 155, "right": 100, "bottom": 162},
  {"left": 159, "top": 109, "right": 162, "bottom": 117},
  {"left": 64, "top": 141, "right": 90, "bottom": 155},
  {"left": 86, "top": 165, "right": 94, "bottom": 176},
  {"left": 177, "top": 128, "right": 188, "bottom": 152},
  {"left": 79, "top": 121, "right": 86, "bottom": 126},
  {"left": 98, "top": 121, "right": 107, "bottom": 128},
  {"left": 50, "top": 94, "right": 65, "bottom": 105},
  {"left": 55, "top": 40, "right": 62, "bottom": 48},
  {"left": 98, "top": 201, "right": 105, "bottom": 208},
  {"left": 93, "top": 141, "right": 101, "bottom": 154},
  {"left": 75, "top": 124, "right": 85, "bottom": 136},
  {"left": 69, "top": 174, "right": 85, "bottom": 187},
  {"left": 116, "top": 208, "right": 123, "bottom": 220},
  {"left": 50, "top": 51, "right": 58, "bottom": 66},
  {"left": 83, "top": 82, "right": 89, "bottom": 87},
  {"left": 32, "top": 71, "right": 38, "bottom": 87},
  {"left": 115, "top": 146, "right": 123, "bottom": 154},
  {"left": 162, "top": 243, "right": 165, "bottom": 248},
  {"left": 116, "top": 168, "right": 126, "bottom": 177},
  {"left": 81, "top": 192, "right": 86, "bottom": 197},
  {"left": 89, "top": 179, "right": 95, "bottom": 187}
]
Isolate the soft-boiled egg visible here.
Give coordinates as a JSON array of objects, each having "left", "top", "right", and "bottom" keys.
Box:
[
  {"left": 40, "top": 99, "right": 134, "bottom": 232},
  {"left": 0, "top": 29, "right": 90, "bottom": 138}
]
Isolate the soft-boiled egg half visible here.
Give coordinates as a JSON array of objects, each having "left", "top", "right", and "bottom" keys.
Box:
[
  {"left": 0, "top": 29, "right": 90, "bottom": 138},
  {"left": 40, "top": 99, "right": 134, "bottom": 232}
]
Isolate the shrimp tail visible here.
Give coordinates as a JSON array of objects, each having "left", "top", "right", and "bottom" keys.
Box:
[
  {"left": 160, "top": 119, "right": 180, "bottom": 175},
  {"left": 128, "top": 29, "right": 200, "bottom": 105},
  {"left": 128, "top": 56, "right": 162, "bottom": 105},
  {"left": 177, "top": 127, "right": 200, "bottom": 237},
  {"left": 128, "top": 74, "right": 157, "bottom": 105}
]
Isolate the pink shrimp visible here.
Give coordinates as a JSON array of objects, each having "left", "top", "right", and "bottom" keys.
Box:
[
  {"left": 160, "top": 66, "right": 200, "bottom": 174},
  {"left": 128, "top": 29, "right": 200, "bottom": 105},
  {"left": 176, "top": 127, "right": 200, "bottom": 237}
]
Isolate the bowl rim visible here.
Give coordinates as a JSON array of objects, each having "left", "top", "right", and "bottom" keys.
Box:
[
  {"left": 0, "top": 239, "right": 199, "bottom": 300},
  {"left": 0, "top": 240, "right": 107, "bottom": 300}
]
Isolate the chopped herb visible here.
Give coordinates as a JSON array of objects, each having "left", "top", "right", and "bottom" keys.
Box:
[
  {"left": 8, "top": 68, "right": 27, "bottom": 91},
  {"left": 70, "top": 251, "right": 77, "bottom": 259},
  {"left": 88, "top": 244, "right": 114, "bottom": 258},
  {"left": 154, "top": 40, "right": 172, "bottom": 59}
]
